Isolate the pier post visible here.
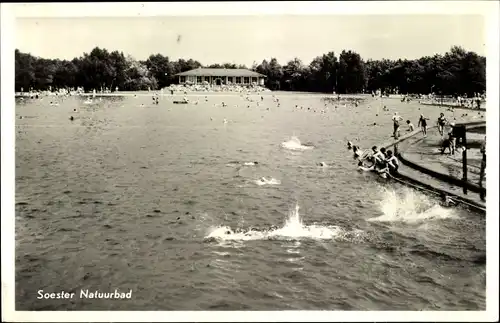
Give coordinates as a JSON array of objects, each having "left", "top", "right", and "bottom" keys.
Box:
[
  {"left": 479, "top": 137, "right": 486, "bottom": 201},
  {"left": 462, "top": 130, "right": 468, "bottom": 195}
]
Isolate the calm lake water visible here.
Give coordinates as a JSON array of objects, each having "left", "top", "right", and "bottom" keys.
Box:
[{"left": 15, "top": 92, "right": 485, "bottom": 310}]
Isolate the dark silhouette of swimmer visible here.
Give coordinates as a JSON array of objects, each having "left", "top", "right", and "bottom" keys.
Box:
[
  {"left": 440, "top": 193, "right": 456, "bottom": 207},
  {"left": 69, "top": 116, "right": 74, "bottom": 121}
]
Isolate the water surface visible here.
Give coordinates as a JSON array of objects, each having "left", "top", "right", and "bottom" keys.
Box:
[{"left": 15, "top": 93, "right": 485, "bottom": 310}]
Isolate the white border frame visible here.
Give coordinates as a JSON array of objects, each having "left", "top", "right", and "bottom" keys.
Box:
[{"left": 2, "top": 2, "right": 499, "bottom": 322}]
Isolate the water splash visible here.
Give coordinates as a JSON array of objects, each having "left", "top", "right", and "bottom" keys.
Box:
[
  {"left": 254, "top": 177, "right": 281, "bottom": 186},
  {"left": 280, "top": 136, "right": 314, "bottom": 151},
  {"left": 204, "top": 203, "right": 364, "bottom": 242},
  {"left": 368, "top": 187, "right": 459, "bottom": 223}
]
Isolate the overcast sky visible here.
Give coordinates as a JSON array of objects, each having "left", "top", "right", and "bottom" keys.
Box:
[{"left": 16, "top": 15, "right": 485, "bottom": 66}]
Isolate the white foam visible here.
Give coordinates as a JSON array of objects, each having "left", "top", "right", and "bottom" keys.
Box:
[
  {"left": 254, "top": 177, "right": 281, "bottom": 186},
  {"left": 280, "top": 136, "right": 314, "bottom": 151},
  {"left": 205, "top": 203, "right": 364, "bottom": 242},
  {"left": 368, "top": 187, "right": 459, "bottom": 223}
]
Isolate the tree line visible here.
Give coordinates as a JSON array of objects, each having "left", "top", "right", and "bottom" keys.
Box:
[{"left": 15, "top": 45, "right": 485, "bottom": 96}]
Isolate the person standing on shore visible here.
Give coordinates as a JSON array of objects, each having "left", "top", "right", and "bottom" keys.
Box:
[
  {"left": 418, "top": 114, "right": 429, "bottom": 136},
  {"left": 437, "top": 113, "right": 447, "bottom": 136},
  {"left": 392, "top": 113, "right": 403, "bottom": 139}
]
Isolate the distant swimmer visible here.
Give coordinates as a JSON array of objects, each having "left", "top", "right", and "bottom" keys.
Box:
[
  {"left": 69, "top": 116, "right": 74, "bottom": 121},
  {"left": 223, "top": 118, "right": 228, "bottom": 124},
  {"left": 243, "top": 161, "right": 258, "bottom": 166},
  {"left": 347, "top": 141, "right": 353, "bottom": 150},
  {"left": 318, "top": 162, "right": 328, "bottom": 167}
]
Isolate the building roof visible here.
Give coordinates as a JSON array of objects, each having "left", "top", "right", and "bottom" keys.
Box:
[{"left": 175, "top": 68, "right": 266, "bottom": 78}]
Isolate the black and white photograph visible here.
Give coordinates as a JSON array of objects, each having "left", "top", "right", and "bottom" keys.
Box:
[{"left": 1, "top": 2, "right": 499, "bottom": 322}]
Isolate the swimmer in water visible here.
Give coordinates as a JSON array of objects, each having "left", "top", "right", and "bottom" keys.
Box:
[
  {"left": 406, "top": 119, "right": 415, "bottom": 132},
  {"left": 352, "top": 146, "right": 364, "bottom": 161},
  {"left": 440, "top": 193, "right": 456, "bottom": 207}
]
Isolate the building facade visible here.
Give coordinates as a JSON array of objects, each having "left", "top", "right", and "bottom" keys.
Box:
[{"left": 175, "top": 68, "right": 266, "bottom": 86}]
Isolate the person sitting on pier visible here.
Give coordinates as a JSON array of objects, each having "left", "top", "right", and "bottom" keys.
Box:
[
  {"left": 369, "top": 146, "right": 386, "bottom": 170},
  {"left": 378, "top": 150, "right": 399, "bottom": 175},
  {"left": 352, "top": 146, "right": 364, "bottom": 161}
]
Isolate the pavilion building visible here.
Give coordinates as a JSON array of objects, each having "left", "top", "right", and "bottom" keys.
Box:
[{"left": 175, "top": 68, "right": 266, "bottom": 86}]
